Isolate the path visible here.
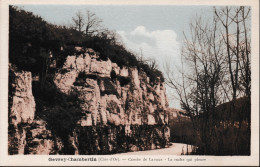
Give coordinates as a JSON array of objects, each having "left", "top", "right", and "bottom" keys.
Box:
[{"left": 117, "top": 143, "right": 194, "bottom": 155}]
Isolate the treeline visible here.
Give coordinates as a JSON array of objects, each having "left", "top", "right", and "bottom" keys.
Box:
[
  {"left": 9, "top": 6, "right": 163, "bottom": 84},
  {"left": 166, "top": 6, "right": 251, "bottom": 155},
  {"left": 169, "top": 97, "right": 250, "bottom": 155}
]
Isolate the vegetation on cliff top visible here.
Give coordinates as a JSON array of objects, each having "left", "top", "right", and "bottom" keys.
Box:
[
  {"left": 9, "top": 5, "right": 164, "bottom": 84},
  {"left": 9, "top": 6, "right": 167, "bottom": 155}
]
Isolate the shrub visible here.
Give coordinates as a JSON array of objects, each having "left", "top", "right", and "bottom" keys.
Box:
[
  {"left": 117, "top": 76, "right": 131, "bottom": 87},
  {"left": 73, "top": 73, "right": 100, "bottom": 86},
  {"left": 110, "top": 70, "right": 117, "bottom": 82},
  {"left": 59, "top": 68, "right": 70, "bottom": 74},
  {"left": 99, "top": 77, "right": 119, "bottom": 96},
  {"left": 32, "top": 75, "right": 85, "bottom": 154},
  {"left": 10, "top": 5, "right": 165, "bottom": 85}
]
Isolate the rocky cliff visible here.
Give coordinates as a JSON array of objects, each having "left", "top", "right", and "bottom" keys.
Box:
[{"left": 8, "top": 47, "right": 170, "bottom": 155}]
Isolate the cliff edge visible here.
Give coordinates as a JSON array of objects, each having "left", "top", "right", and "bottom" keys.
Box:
[{"left": 8, "top": 47, "right": 170, "bottom": 155}]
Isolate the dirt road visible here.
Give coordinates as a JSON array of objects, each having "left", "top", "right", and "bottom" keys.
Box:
[{"left": 117, "top": 143, "right": 194, "bottom": 155}]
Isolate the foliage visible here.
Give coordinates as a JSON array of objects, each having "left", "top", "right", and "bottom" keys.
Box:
[
  {"left": 117, "top": 76, "right": 131, "bottom": 87},
  {"left": 99, "top": 77, "right": 119, "bottom": 96},
  {"left": 139, "top": 63, "right": 164, "bottom": 84},
  {"left": 32, "top": 75, "right": 84, "bottom": 154},
  {"left": 81, "top": 33, "right": 140, "bottom": 67},
  {"left": 9, "top": 5, "right": 164, "bottom": 84},
  {"left": 169, "top": 116, "right": 197, "bottom": 145},
  {"left": 169, "top": 97, "right": 250, "bottom": 155},
  {"left": 9, "top": 6, "right": 49, "bottom": 73}
]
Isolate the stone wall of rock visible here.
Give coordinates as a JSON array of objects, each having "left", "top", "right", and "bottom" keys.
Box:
[
  {"left": 8, "top": 65, "right": 53, "bottom": 155},
  {"left": 8, "top": 47, "right": 170, "bottom": 155},
  {"left": 53, "top": 47, "right": 170, "bottom": 154}
]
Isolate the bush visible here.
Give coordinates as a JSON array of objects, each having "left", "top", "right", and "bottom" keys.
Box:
[
  {"left": 59, "top": 68, "right": 70, "bottom": 74},
  {"left": 169, "top": 97, "right": 251, "bottom": 155},
  {"left": 9, "top": 5, "right": 164, "bottom": 85},
  {"left": 99, "top": 77, "right": 119, "bottom": 96},
  {"left": 32, "top": 76, "right": 84, "bottom": 154},
  {"left": 117, "top": 76, "right": 131, "bottom": 87}
]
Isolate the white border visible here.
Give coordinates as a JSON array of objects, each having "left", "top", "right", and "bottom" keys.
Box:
[{"left": 0, "top": 0, "right": 259, "bottom": 166}]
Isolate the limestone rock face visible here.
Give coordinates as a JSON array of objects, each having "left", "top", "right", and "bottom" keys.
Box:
[
  {"left": 119, "top": 66, "right": 129, "bottom": 77},
  {"left": 9, "top": 47, "right": 170, "bottom": 155},
  {"left": 89, "top": 59, "right": 112, "bottom": 77},
  {"left": 8, "top": 66, "right": 54, "bottom": 155},
  {"left": 52, "top": 47, "right": 170, "bottom": 154},
  {"left": 53, "top": 48, "right": 169, "bottom": 128},
  {"left": 9, "top": 66, "right": 35, "bottom": 126},
  {"left": 8, "top": 66, "right": 37, "bottom": 154}
]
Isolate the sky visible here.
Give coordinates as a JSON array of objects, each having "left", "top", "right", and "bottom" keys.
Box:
[{"left": 17, "top": 5, "right": 215, "bottom": 108}]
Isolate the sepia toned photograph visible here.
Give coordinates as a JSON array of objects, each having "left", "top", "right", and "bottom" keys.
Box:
[{"left": 0, "top": 0, "right": 259, "bottom": 166}]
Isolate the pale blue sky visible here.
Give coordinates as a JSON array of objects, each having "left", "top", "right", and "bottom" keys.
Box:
[
  {"left": 18, "top": 5, "right": 214, "bottom": 40},
  {"left": 16, "top": 5, "right": 215, "bottom": 108}
]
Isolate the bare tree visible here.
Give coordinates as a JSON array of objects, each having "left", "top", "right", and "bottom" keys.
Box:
[
  {"left": 214, "top": 6, "right": 251, "bottom": 100},
  {"left": 85, "top": 10, "right": 103, "bottom": 36},
  {"left": 72, "top": 11, "right": 85, "bottom": 33},
  {"left": 165, "top": 6, "right": 251, "bottom": 155},
  {"left": 71, "top": 10, "right": 103, "bottom": 36},
  {"left": 238, "top": 7, "right": 251, "bottom": 99},
  {"left": 215, "top": 6, "right": 251, "bottom": 147},
  {"left": 136, "top": 49, "right": 149, "bottom": 64},
  {"left": 148, "top": 58, "right": 159, "bottom": 71}
]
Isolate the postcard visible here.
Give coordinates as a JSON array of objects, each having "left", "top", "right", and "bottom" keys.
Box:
[{"left": 0, "top": 0, "right": 259, "bottom": 166}]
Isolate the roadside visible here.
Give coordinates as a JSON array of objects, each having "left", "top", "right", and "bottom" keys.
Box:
[{"left": 116, "top": 143, "right": 194, "bottom": 155}]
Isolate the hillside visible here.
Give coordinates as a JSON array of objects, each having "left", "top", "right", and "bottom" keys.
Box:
[
  {"left": 9, "top": 6, "right": 164, "bottom": 84},
  {"left": 168, "top": 97, "right": 250, "bottom": 155},
  {"left": 8, "top": 6, "right": 170, "bottom": 155}
]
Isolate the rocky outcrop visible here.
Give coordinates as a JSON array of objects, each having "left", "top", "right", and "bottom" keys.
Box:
[
  {"left": 53, "top": 47, "right": 170, "bottom": 154},
  {"left": 8, "top": 47, "right": 170, "bottom": 155},
  {"left": 9, "top": 66, "right": 35, "bottom": 127},
  {"left": 8, "top": 65, "right": 35, "bottom": 154},
  {"left": 8, "top": 66, "right": 54, "bottom": 155}
]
